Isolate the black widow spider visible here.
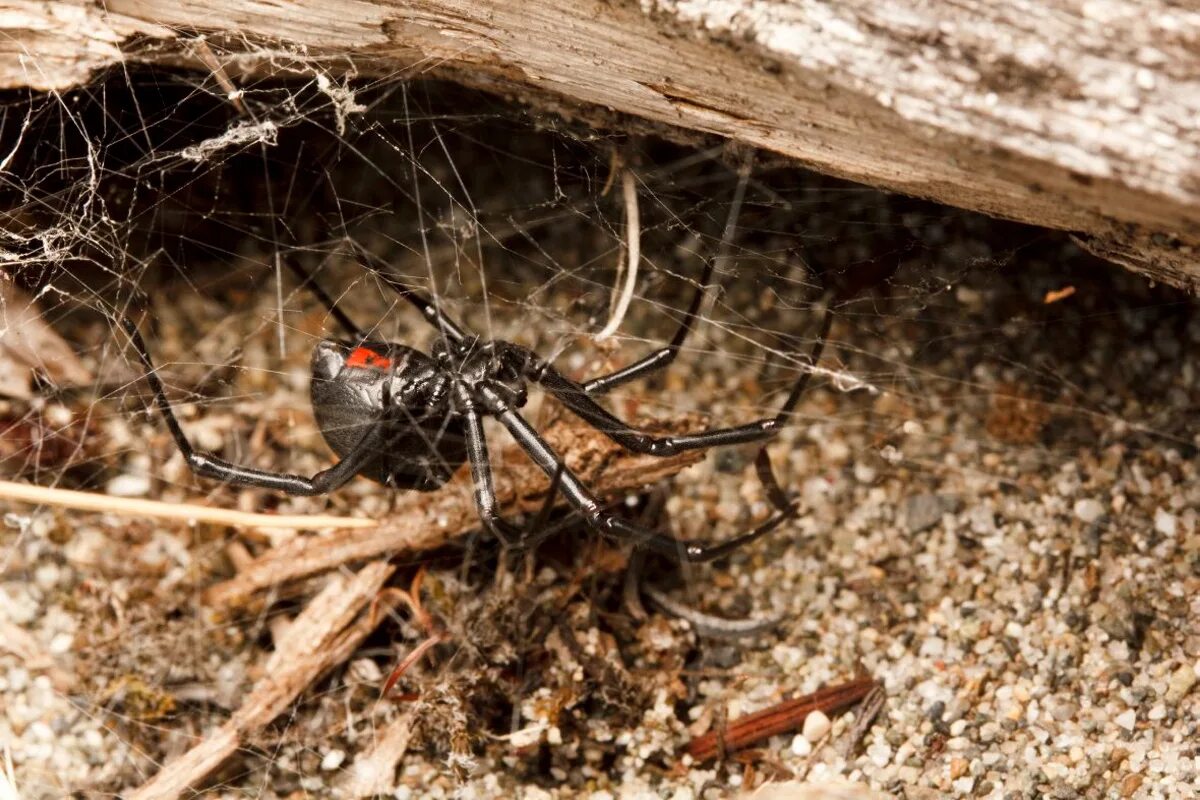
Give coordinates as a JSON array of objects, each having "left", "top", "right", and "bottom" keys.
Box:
[{"left": 121, "top": 249, "right": 831, "bottom": 562}]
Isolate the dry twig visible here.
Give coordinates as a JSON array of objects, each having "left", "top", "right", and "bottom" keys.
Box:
[
  {"left": 595, "top": 168, "right": 640, "bottom": 341},
  {"left": 127, "top": 561, "right": 397, "bottom": 800},
  {"left": 840, "top": 682, "right": 887, "bottom": 758},
  {"left": 688, "top": 677, "right": 879, "bottom": 763},
  {"left": 0, "top": 479, "right": 375, "bottom": 531},
  {"left": 204, "top": 414, "right": 705, "bottom": 608}
]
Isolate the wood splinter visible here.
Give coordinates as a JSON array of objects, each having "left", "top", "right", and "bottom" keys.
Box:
[
  {"left": 204, "top": 413, "right": 706, "bottom": 608},
  {"left": 127, "top": 561, "right": 399, "bottom": 800}
]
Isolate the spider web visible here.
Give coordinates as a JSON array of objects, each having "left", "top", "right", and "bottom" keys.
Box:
[{"left": 1, "top": 57, "right": 1198, "bottom": 800}]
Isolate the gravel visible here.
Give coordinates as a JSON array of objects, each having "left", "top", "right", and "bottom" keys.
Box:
[{"left": 3, "top": 150, "right": 1199, "bottom": 799}]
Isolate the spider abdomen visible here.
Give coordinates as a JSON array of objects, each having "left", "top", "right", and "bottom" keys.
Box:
[{"left": 310, "top": 340, "right": 467, "bottom": 491}]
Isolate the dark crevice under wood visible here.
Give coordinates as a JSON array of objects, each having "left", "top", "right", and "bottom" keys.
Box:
[{"left": 2, "top": 0, "right": 1197, "bottom": 288}]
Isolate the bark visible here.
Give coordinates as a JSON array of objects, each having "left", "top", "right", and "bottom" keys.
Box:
[{"left": 2, "top": 0, "right": 1197, "bottom": 288}]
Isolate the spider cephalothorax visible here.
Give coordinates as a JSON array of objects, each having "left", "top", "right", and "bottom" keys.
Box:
[
  {"left": 122, "top": 252, "right": 830, "bottom": 562},
  {"left": 308, "top": 336, "right": 531, "bottom": 491}
]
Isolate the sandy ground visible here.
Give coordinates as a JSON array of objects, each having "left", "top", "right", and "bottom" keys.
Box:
[{"left": 2, "top": 138, "right": 1198, "bottom": 799}]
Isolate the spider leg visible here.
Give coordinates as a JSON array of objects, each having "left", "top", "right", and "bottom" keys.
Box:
[
  {"left": 530, "top": 303, "right": 833, "bottom": 457},
  {"left": 581, "top": 254, "right": 715, "bottom": 396},
  {"left": 351, "top": 243, "right": 469, "bottom": 343},
  {"left": 282, "top": 256, "right": 363, "bottom": 338},
  {"left": 121, "top": 318, "right": 379, "bottom": 496},
  {"left": 458, "top": 390, "right": 525, "bottom": 545},
  {"left": 540, "top": 369, "right": 774, "bottom": 454},
  {"left": 477, "top": 384, "right": 789, "bottom": 563},
  {"left": 583, "top": 159, "right": 756, "bottom": 397}
]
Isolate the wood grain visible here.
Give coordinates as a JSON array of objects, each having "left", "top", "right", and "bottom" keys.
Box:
[{"left": 2, "top": 0, "right": 1197, "bottom": 287}]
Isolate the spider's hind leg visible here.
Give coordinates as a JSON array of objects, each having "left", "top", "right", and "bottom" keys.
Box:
[{"left": 120, "top": 317, "right": 380, "bottom": 497}]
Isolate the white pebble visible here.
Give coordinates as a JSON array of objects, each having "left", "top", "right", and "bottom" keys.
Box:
[
  {"left": 348, "top": 658, "right": 382, "bottom": 683},
  {"left": 34, "top": 563, "right": 61, "bottom": 590},
  {"left": 918, "top": 636, "right": 946, "bottom": 658},
  {"left": 508, "top": 725, "right": 545, "bottom": 749},
  {"left": 802, "top": 710, "right": 831, "bottom": 742},
  {"left": 1115, "top": 709, "right": 1137, "bottom": 731},
  {"left": 1154, "top": 508, "right": 1177, "bottom": 537},
  {"left": 790, "top": 733, "right": 812, "bottom": 757},
  {"left": 1073, "top": 498, "right": 1104, "bottom": 523},
  {"left": 26, "top": 721, "right": 54, "bottom": 742},
  {"left": 105, "top": 473, "right": 150, "bottom": 498},
  {"left": 320, "top": 749, "right": 345, "bottom": 771},
  {"left": 866, "top": 741, "right": 892, "bottom": 768},
  {"left": 7, "top": 667, "right": 29, "bottom": 692},
  {"left": 952, "top": 777, "right": 976, "bottom": 793}
]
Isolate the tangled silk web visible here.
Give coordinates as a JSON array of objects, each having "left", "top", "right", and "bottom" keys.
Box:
[{"left": 1, "top": 62, "right": 1199, "bottom": 799}]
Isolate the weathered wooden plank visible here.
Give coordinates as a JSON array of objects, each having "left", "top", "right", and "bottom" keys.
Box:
[{"left": 1, "top": 0, "right": 1197, "bottom": 287}]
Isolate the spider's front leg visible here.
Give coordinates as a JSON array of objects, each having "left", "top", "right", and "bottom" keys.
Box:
[
  {"left": 121, "top": 318, "right": 381, "bottom": 497},
  {"left": 455, "top": 383, "right": 528, "bottom": 547},
  {"left": 526, "top": 302, "right": 834, "bottom": 461},
  {"left": 475, "top": 384, "right": 791, "bottom": 563}
]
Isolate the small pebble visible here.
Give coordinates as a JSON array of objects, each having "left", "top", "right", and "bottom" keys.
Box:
[
  {"left": 319, "top": 749, "right": 345, "bottom": 771},
  {"left": 802, "top": 710, "right": 831, "bottom": 742},
  {"left": 1115, "top": 709, "right": 1137, "bottom": 731},
  {"left": 904, "top": 493, "right": 954, "bottom": 534},
  {"left": 1073, "top": 498, "right": 1104, "bottom": 523},
  {"left": 866, "top": 741, "right": 892, "bottom": 768},
  {"left": 105, "top": 473, "right": 150, "bottom": 497},
  {"left": 1154, "top": 508, "right": 1177, "bottom": 537},
  {"left": 1164, "top": 662, "right": 1197, "bottom": 704},
  {"left": 790, "top": 733, "right": 812, "bottom": 757},
  {"left": 348, "top": 658, "right": 383, "bottom": 684},
  {"left": 1121, "top": 774, "right": 1144, "bottom": 796},
  {"left": 34, "top": 563, "right": 61, "bottom": 590}
]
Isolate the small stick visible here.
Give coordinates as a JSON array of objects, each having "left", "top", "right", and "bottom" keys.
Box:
[
  {"left": 687, "top": 677, "right": 879, "bottom": 763},
  {"left": 190, "top": 37, "right": 247, "bottom": 115},
  {"left": 127, "top": 561, "right": 396, "bottom": 800},
  {"left": 380, "top": 632, "right": 446, "bottom": 697},
  {"left": 0, "top": 479, "right": 376, "bottom": 531},
  {"left": 840, "top": 681, "right": 887, "bottom": 758},
  {"left": 204, "top": 415, "right": 705, "bottom": 608},
  {"left": 595, "top": 168, "right": 641, "bottom": 341}
]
